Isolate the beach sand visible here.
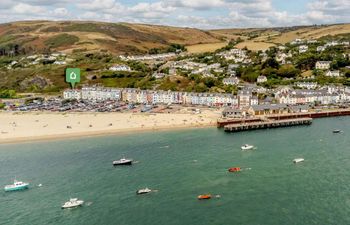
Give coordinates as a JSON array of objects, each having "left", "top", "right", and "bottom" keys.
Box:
[{"left": 0, "top": 110, "right": 221, "bottom": 144}]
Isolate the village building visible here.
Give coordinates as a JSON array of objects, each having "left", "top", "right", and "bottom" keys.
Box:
[
  {"left": 222, "top": 108, "right": 243, "bottom": 118},
  {"left": 325, "top": 70, "right": 341, "bottom": 77},
  {"left": 109, "top": 64, "right": 131, "bottom": 72},
  {"left": 299, "top": 45, "right": 308, "bottom": 53},
  {"left": 223, "top": 77, "right": 240, "bottom": 85},
  {"left": 248, "top": 104, "right": 289, "bottom": 116},
  {"left": 315, "top": 61, "right": 331, "bottom": 70},
  {"left": 295, "top": 82, "right": 318, "bottom": 90},
  {"left": 257, "top": 75, "right": 267, "bottom": 83}
]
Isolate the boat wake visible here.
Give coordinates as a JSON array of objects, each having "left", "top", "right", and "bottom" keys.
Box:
[
  {"left": 159, "top": 145, "right": 170, "bottom": 149},
  {"left": 85, "top": 202, "right": 93, "bottom": 206}
]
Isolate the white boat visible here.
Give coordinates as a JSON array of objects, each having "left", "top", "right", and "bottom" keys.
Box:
[
  {"left": 136, "top": 188, "right": 152, "bottom": 195},
  {"left": 61, "top": 198, "right": 84, "bottom": 209},
  {"left": 113, "top": 158, "right": 133, "bottom": 166},
  {"left": 4, "top": 180, "right": 29, "bottom": 192},
  {"left": 241, "top": 144, "right": 254, "bottom": 150},
  {"left": 293, "top": 158, "right": 305, "bottom": 163}
]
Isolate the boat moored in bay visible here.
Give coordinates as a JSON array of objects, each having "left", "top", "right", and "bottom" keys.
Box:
[
  {"left": 136, "top": 188, "right": 152, "bottom": 195},
  {"left": 228, "top": 167, "right": 241, "bottom": 172},
  {"left": 113, "top": 158, "right": 133, "bottom": 166},
  {"left": 293, "top": 158, "right": 305, "bottom": 163},
  {"left": 241, "top": 144, "right": 254, "bottom": 150},
  {"left": 4, "top": 180, "right": 29, "bottom": 192},
  {"left": 198, "top": 194, "right": 211, "bottom": 200},
  {"left": 61, "top": 198, "right": 84, "bottom": 209}
]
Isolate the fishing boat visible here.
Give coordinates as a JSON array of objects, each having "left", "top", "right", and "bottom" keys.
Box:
[
  {"left": 197, "top": 194, "right": 211, "bottom": 200},
  {"left": 241, "top": 144, "right": 254, "bottom": 150},
  {"left": 4, "top": 180, "right": 29, "bottom": 192},
  {"left": 61, "top": 198, "right": 84, "bottom": 209},
  {"left": 228, "top": 167, "right": 241, "bottom": 172},
  {"left": 293, "top": 158, "right": 305, "bottom": 163},
  {"left": 113, "top": 158, "right": 133, "bottom": 166},
  {"left": 136, "top": 188, "right": 152, "bottom": 195},
  {"left": 333, "top": 130, "right": 342, "bottom": 133}
]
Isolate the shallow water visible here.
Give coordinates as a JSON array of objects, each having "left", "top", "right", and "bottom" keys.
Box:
[{"left": 1, "top": 117, "right": 350, "bottom": 225}]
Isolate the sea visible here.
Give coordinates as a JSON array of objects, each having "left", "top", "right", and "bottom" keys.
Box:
[{"left": 1, "top": 117, "right": 350, "bottom": 225}]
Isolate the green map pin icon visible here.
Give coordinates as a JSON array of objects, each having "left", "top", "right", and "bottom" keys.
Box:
[{"left": 66, "top": 68, "right": 81, "bottom": 89}]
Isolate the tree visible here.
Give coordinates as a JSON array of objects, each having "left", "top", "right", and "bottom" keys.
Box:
[
  {"left": 262, "top": 57, "right": 279, "bottom": 69},
  {"left": 277, "top": 65, "right": 300, "bottom": 78}
]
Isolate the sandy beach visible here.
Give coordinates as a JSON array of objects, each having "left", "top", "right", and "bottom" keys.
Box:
[{"left": 0, "top": 110, "right": 221, "bottom": 144}]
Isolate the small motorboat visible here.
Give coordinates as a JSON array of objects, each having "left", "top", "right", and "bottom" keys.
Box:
[
  {"left": 333, "top": 130, "right": 342, "bottom": 133},
  {"left": 197, "top": 194, "right": 211, "bottom": 200},
  {"left": 4, "top": 180, "right": 29, "bottom": 192},
  {"left": 241, "top": 144, "right": 254, "bottom": 150},
  {"left": 113, "top": 158, "right": 133, "bottom": 166},
  {"left": 136, "top": 188, "right": 152, "bottom": 195},
  {"left": 228, "top": 167, "right": 241, "bottom": 172},
  {"left": 62, "top": 198, "right": 84, "bottom": 209},
  {"left": 293, "top": 158, "right": 305, "bottom": 163}
]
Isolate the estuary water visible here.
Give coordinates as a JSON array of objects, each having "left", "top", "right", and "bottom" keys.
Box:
[{"left": 1, "top": 117, "right": 350, "bottom": 225}]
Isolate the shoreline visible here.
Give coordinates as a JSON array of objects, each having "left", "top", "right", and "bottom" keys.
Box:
[
  {"left": 0, "top": 123, "right": 215, "bottom": 145},
  {"left": 0, "top": 111, "right": 220, "bottom": 145}
]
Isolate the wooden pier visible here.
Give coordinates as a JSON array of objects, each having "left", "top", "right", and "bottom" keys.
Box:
[{"left": 224, "top": 118, "right": 312, "bottom": 133}]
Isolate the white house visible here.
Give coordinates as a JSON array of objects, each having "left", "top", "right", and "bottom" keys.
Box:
[
  {"left": 257, "top": 75, "right": 267, "bottom": 83},
  {"left": 295, "top": 82, "right": 318, "bottom": 90},
  {"left": 315, "top": 61, "right": 331, "bottom": 70},
  {"left": 63, "top": 90, "right": 82, "bottom": 100},
  {"left": 325, "top": 70, "right": 341, "bottom": 77},
  {"left": 152, "top": 72, "right": 167, "bottom": 79},
  {"left": 223, "top": 77, "right": 240, "bottom": 85},
  {"left": 317, "top": 46, "right": 326, "bottom": 52},
  {"left": 109, "top": 64, "right": 131, "bottom": 72},
  {"left": 299, "top": 45, "right": 308, "bottom": 53}
]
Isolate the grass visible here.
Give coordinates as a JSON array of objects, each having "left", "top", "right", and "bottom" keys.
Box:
[
  {"left": 186, "top": 42, "right": 227, "bottom": 53},
  {"left": 44, "top": 33, "right": 79, "bottom": 48}
]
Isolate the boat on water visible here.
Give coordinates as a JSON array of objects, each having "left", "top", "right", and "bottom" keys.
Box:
[
  {"left": 241, "top": 144, "right": 254, "bottom": 150},
  {"left": 4, "top": 180, "right": 29, "bottom": 192},
  {"left": 198, "top": 194, "right": 211, "bottom": 200},
  {"left": 228, "top": 167, "right": 241, "bottom": 172},
  {"left": 333, "top": 129, "right": 342, "bottom": 133},
  {"left": 293, "top": 158, "right": 305, "bottom": 163},
  {"left": 113, "top": 158, "right": 133, "bottom": 166},
  {"left": 61, "top": 198, "right": 84, "bottom": 209},
  {"left": 136, "top": 188, "right": 152, "bottom": 195}
]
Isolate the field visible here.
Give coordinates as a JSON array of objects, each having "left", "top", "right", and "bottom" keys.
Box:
[
  {"left": 211, "top": 23, "right": 350, "bottom": 50},
  {"left": 186, "top": 42, "right": 227, "bottom": 53},
  {"left": 235, "top": 41, "right": 275, "bottom": 51}
]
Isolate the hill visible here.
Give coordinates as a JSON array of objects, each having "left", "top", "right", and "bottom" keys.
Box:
[
  {"left": 0, "top": 21, "right": 221, "bottom": 55},
  {"left": 211, "top": 23, "right": 350, "bottom": 51}
]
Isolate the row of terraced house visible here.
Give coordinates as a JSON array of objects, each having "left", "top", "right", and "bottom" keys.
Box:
[{"left": 63, "top": 87, "right": 251, "bottom": 107}]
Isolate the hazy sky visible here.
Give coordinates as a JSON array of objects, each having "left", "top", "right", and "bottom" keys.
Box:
[{"left": 0, "top": 0, "right": 349, "bottom": 28}]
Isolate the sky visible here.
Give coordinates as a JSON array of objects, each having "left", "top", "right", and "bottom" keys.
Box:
[{"left": 0, "top": 0, "right": 349, "bottom": 29}]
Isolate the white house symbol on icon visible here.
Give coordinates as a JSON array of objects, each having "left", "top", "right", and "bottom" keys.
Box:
[{"left": 70, "top": 72, "right": 77, "bottom": 80}]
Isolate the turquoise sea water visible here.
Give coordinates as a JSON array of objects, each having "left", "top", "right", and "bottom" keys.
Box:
[{"left": 1, "top": 117, "right": 350, "bottom": 225}]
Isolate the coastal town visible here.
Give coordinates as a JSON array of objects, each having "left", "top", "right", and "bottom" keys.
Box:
[
  {"left": 0, "top": 33, "right": 350, "bottom": 141},
  {"left": 2, "top": 36, "right": 350, "bottom": 116}
]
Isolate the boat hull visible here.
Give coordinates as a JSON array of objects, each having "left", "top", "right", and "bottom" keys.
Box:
[
  {"left": 4, "top": 185, "right": 29, "bottom": 192},
  {"left": 113, "top": 161, "right": 132, "bottom": 166}
]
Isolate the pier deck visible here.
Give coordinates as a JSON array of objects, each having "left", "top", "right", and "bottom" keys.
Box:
[{"left": 224, "top": 118, "right": 312, "bottom": 132}]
